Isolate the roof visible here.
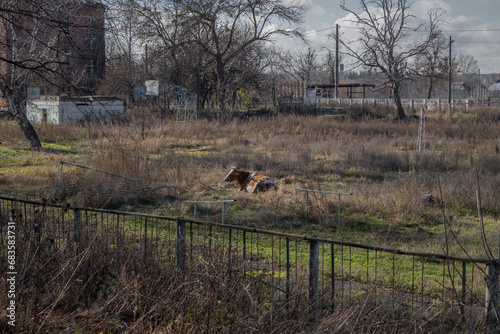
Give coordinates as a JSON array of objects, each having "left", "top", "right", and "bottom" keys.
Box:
[
  {"left": 488, "top": 80, "right": 500, "bottom": 91},
  {"left": 307, "top": 82, "right": 376, "bottom": 89},
  {"left": 31, "top": 95, "right": 121, "bottom": 102}
]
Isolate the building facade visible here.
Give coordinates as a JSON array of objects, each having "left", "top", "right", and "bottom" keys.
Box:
[
  {"left": 0, "top": 1, "right": 106, "bottom": 108},
  {"left": 27, "top": 96, "right": 123, "bottom": 124}
]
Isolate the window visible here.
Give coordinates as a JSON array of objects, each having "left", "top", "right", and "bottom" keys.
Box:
[
  {"left": 85, "top": 34, "right": 96, "bottom": 49},
  {"left": 86, "top": 59, "right": 95, "bottom": 76}
]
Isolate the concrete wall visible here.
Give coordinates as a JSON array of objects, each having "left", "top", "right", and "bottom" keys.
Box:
[
  {"left": 26, "top": 100, "right": 61, "bottom": 124},
  {"left": 27, "top": 96, "right": 123, "bottom": 124}
]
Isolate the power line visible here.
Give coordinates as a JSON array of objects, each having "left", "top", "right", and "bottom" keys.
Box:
[
  {"left": 455, "top": 40, "right": 500, "bottom": 44},
  {"left": 304, "top": 24, "right": 500, "bottom": 35},
  {"left": 442, "top": 28, "right": 500, "bottom": 32},
  {"left": 274, "top": 24, "right": 500, "bottom": 45}
]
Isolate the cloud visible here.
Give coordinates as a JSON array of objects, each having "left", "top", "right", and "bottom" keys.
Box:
[
  {"left": 412, "top": 0, "right": 452, "bottom": 17},
  {"left": 302, "top": 0, "right": 328, "bottom": 17}
]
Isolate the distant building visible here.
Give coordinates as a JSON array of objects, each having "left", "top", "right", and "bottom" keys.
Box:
[
  {"left": 488, "top": 80, "right": 500, "bottom": 97},
  {"left": 0, "top": 0, "right": 106, "bottom": 108},
  {"left": 27, "top": 96, "right": 123, "bottom": 124},
  {"left": 306, "top": 83, "right": 375, "bottom": 103},
  {"left": 278, "top": 81, "right": 376, "bottom": 104}
]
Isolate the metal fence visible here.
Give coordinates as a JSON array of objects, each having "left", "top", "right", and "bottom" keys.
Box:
[{"left": 0, "top": 196, "right": 497, "bottom": 325}]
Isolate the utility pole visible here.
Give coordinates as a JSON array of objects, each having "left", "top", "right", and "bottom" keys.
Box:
[
  {"left": 335, "top": 24, "right": 339, "bottom": 99},
  {"left": 145, "top": 44, "right": 149, "bottom": 77},
  {"left": 448, "top": 36, "right": 453, "bottom": 124},
  {"left": 448, "top": 36, "right": 453, "bottom": 104}
]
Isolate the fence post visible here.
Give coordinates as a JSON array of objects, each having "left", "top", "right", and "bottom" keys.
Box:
[
  {"left": 176, "top": 218, "right": 186, "bottom": 271},
  {"left": 228, "top": 228, "right": 232, "bottom": 278},
  {"left": 485, "top": 261, "right": 500, "bottom": 330},
  {"left": 144, "top": 217, "right": 148, "bottom": 254},
  {"left": 462, "top": 261, "right": 467, "bottom": 306},
  {"left": 309, "top": 239, "right": 319, "bottom": 322},
  {"left": 448, "top": 103, "right": 451, "bottom": 124},
  {"left": 286, "top": 237, "right": 290, "bottom": 306},
  {"left": 305, "top": 191, "right": 309, "bottom": 221},
  {"left": 331, "top": 243, "right": 335, "bottom": 311},
  {"left": 74, "top": 208, "right": 81, "bottom": 242}
]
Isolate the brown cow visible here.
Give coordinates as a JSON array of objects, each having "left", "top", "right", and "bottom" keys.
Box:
[{"left": 224, "top": 167, "right": 278, "bottom": 193}]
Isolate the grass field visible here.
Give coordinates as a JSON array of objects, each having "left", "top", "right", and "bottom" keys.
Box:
[
  {"left": 1, "top": 107, "right": 499, "bottom": 257},
  {"left": 1, "top": 105, "right": 499, "bottom": 332}
]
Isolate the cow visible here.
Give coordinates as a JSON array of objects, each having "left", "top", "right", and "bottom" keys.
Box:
[{"left": 224, "top": 167, "right": 278, "bottom": 193}]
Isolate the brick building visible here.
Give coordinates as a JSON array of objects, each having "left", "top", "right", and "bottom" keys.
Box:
[{"left": 0, "top": 0, "right": 106, "bottom": 108}]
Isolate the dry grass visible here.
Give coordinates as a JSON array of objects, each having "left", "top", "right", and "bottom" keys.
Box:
[
  {"left": 2, "top": 106, "right": 500, "bottom": 331},
  {"left": 0, "top": 203, "right": 493, "bottom": 334},
  {"left": 2, "top": 108, "right": 500, "bottom": 247}
]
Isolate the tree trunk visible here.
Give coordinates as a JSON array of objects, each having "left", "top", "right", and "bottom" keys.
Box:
[
  {"left": 427, "top": 76, "right": 434, "bottom": 99},
  {"left": 1, "top": 79, "right": 42, "bottom": 148},
  {"left": 216, "top": 60, "right": 230, "bottom": 121},
  {"left": 11, "top": 103, "right": 42, "bottom": 149},
  {"left": 393, "top": 84, "right": 406, "bottom": 120}
]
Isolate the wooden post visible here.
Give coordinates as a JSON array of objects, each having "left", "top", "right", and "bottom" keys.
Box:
[
  {"left": 309, "top": 239, "right": 319, "bottom": 322},
  {"left": 485, "top": 261, "right": 500, "bottom": 330},
  {"left": 176, "top": 218, "right": 186, "bottom": 271}
]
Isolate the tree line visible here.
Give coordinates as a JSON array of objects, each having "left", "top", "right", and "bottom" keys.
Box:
[{"left": 0, "top": 0, "right": 489, "bottom": 148}]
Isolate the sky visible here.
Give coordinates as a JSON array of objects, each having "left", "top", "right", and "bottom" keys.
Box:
[{"left": 289, "top": 0, "right": 500, "bottom": 74}]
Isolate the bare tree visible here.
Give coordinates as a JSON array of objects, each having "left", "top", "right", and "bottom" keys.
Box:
[
  {"left": 135, "top": 0, "right": 306, "bottom": 119},
  {"left": 1, "top": 0, "right": 104, "bottom": 148},
  {"left": 414, "top": 35, "right": 448, "bottom": 98},
  {"left": 262, "top": 47, "right": 289, "bottom": 105},
  {"left": 100, "top": 0, "right": 144, "bottom": 101},
  {"left": 323, "top": 49, "right": 344, "bottom": 85},
  {"left": 338, "top": 0, "right": 444, "bottom": 119},
  {"left": 0, "top": 0, "right": 54, "bottom": 148},
  {"left": 280, "top": 47, "right": 320, "bottom": 83},
  {"left": 408, "top": 8, "right": 448, "bottom": 99},
  {"left": 455, "top": 54, "right": 479, "bottom": 79}
]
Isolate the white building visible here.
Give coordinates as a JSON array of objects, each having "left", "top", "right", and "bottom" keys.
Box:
[{"left": 27, "top": 96, "right": 124, "bottom": 124}]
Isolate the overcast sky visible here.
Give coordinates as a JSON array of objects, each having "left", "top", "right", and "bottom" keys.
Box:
[{"left": 292, "top": 0, "right": 500, "bottom": 74}]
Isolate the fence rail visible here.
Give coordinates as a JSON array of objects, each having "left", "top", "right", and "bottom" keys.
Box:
[
  {"left": 313, "top": 97, "right": 500, "bottom": 115},
  {"left": 0, "top": 196, "right": 497, "bottom": 325}
]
